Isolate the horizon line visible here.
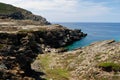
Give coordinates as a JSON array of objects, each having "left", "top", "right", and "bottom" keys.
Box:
[{"left": 52, "top": 22, "right": 120, "bottom": 23}]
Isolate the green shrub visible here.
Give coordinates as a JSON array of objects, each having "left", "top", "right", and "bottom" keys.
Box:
[{"left": 98, "top": 62, "right": 120, "bottom": 72}]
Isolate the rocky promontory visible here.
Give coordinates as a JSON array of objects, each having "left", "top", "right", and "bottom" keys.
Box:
[
  {"left": 0, "top": 3, "right": 87, "bottom": 79},
  {"left": 1, "top": 2, "right": 119, "bottom": 80},
  {"left": 3, "top": 2, "right": 119, "bottom": 80},
  {"left": 0, "top": 23, "right": 87, "bottom": 79},
  {"left": 0, "top": 2, "right": 50, "bottom": 25}
]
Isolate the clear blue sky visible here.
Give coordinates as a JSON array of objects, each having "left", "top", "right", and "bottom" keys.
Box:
[{"left": 0, "top": 0, "right": 120, "bottom": 22}]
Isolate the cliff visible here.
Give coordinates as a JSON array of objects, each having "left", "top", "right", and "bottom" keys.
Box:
[
  {"left": 0, "top": 2, "right": 119, "bottom": 80},
  {"left": 0, "top": 2, "right": 88, "bottom": 80},
  {"left": 0, "top": 2, "right": 50, "bottom": 25},
  {"left": 0, "top": 22, "right": 86, "bottom": 79}
]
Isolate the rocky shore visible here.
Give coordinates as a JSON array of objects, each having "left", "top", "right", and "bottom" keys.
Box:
[
  {"left": 0, "top": 19, "right": 86, "bottom": 79},
  {"left": 0, "top": 2, "right": 87, "bottom": 80},
  {"left": 32, "top": 40, "right": 120, "bottom": 80},
  {"left": 1, "top": 2, "right": 120, "bottom": 80}
]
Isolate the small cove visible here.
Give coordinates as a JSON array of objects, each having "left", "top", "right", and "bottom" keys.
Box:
[{"left": 57, "top": 22, "right": 120, "bottom": 50}]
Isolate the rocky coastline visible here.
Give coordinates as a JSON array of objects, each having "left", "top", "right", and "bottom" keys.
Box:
[
  {"left": 32, "top": 40, "right": 120, "bottom": 80},
  {"left": 0, "top": 19, "right": 87, "bottom": 79},
  {"left": 0, "top": 2, "right": 120, "bottom": 80},
  {"left": 0, "top": 3, "right": 87, "bottom": 79}
]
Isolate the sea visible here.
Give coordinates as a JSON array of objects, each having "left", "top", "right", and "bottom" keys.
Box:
[{"left": 56, "top": 22, "right": 120, "bottom": 50}]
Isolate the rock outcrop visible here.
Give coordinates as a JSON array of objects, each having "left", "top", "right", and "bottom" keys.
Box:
[
  {"left": 0, "top": 2, "right": 87, "bottom": 80},
  {"left": 0, "top": 2, "right": 50, "bottom": 25},
  {"left": 0, "top": 22, "right": 86, "bottom": 79},
  {"left": 32, "top": 40, "right": 120, "bottom": 80}
]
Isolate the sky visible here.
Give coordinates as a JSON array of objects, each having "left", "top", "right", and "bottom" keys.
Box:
[{"left": 0, "top": 0, "right": 120, "bottom": 22}]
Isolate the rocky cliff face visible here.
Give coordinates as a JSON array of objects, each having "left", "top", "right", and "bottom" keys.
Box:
[
  {"left": 0, "top": 2, "right": 88, "bottom": 80},
  {"left": 0, "top": 2, "right": 50, "bottom": 25},
  {"left": 0, "top": 23, "right": 86, "bottom": 79}
]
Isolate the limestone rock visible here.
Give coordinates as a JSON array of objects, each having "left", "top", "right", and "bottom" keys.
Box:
[
  {"left": 33, "top": 40, "right": 120, "bottom": 80},
  {"left": 0, "top": 23, "right": 86, "bottom": 80}
]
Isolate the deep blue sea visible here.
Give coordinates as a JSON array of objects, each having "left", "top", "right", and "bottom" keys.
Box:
[{"left": 56, "top": 22, "right": 120, "bottom": 50}]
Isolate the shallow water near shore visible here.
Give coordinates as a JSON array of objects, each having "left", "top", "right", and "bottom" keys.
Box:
[{"left": 56, "top": 22, "right": 120, "bottom": 50}]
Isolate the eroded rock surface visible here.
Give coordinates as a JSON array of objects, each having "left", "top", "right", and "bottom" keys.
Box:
[
  {"left": 0, "top": 22, "right": 86, "bottom": 79},
  {"left": 32, "top": 40, "right": 120, "bottom": 80},
  {"left": 0, "top": 2, "right": 87, "bottom": 80}
]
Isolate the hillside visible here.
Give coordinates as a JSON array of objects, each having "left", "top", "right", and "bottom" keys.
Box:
[
  {"left": 0, "top": 2, "right": 50, "bottom": 25},
  {"left": 32, "top": 40, "right": 120, "bottom": 80}
]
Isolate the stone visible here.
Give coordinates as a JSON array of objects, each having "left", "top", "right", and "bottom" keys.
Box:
[
  {"left": 32, "top": 40, "right": 120, "bottom": 80},
  {"left": 0, "top": 2, "right": 87, "bottom": 80}
]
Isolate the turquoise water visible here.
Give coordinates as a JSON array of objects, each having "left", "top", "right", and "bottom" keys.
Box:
[{"left": 57, "top": 22, "right": 120, "bottom": 50}]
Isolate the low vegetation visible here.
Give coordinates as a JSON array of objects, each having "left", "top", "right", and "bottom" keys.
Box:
[
  {"left": 0, "top": 3, "right": 17, "bottom": 14},
  {"left": 98, "top": 62, "right": 120, "bottom": 72},
  {"left": 46, "top": 68, "right": 69, "bottom": 80},
  {"left": 36, "top": 54, "right": 70, "bottom": 80}
]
